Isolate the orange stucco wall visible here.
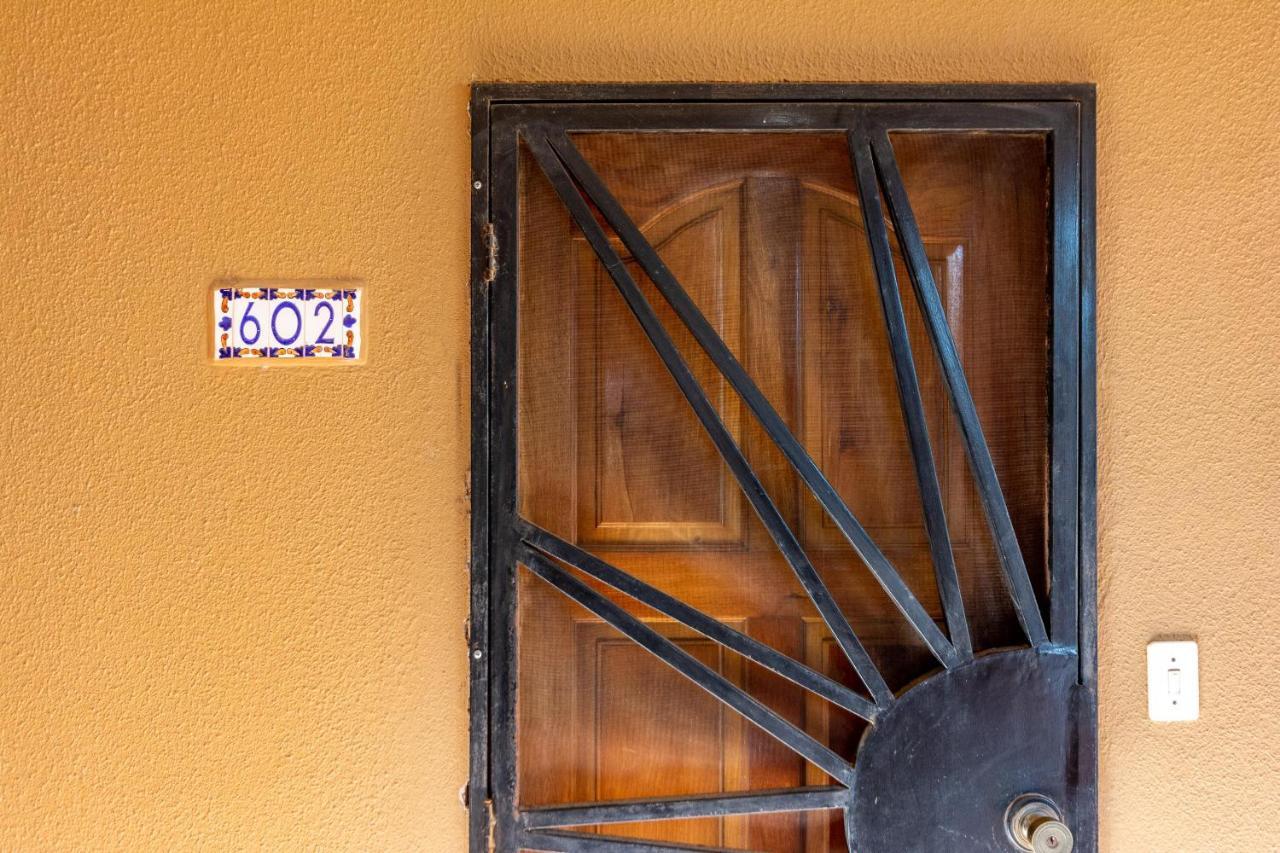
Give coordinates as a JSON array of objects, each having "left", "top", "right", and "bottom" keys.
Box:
[{"left": 3, "top": 1, "right": 1278, "bottom": 849}]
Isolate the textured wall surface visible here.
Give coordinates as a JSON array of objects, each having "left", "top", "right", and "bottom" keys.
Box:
[{"left": 2, "top": 0, "right": 1278, "bottom": 850}]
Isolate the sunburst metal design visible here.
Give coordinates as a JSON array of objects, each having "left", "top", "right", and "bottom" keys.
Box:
[{"left": 477, "top": 92, "right": 1095, "bottom": 853}]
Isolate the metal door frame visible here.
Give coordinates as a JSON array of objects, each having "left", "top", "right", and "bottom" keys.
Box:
[{"left": 468, "top": 83, "right": 1097, "bottom": 853}]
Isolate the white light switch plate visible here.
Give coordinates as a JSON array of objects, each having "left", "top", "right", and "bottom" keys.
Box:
[{"left": 1147, "top": 640, "right": 1198, "bottom": 722}]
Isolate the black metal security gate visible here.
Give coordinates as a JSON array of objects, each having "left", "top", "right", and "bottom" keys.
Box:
[{"left": 470, "top": 84, "right": 1097, "bottom": 853}]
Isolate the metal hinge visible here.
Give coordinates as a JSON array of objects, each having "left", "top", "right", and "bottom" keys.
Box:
[{"left": 482, "top": 223, "right": 498, "bottom": 285}]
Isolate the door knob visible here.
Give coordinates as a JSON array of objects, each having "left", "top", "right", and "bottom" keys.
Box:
[{"left": 1005, "top": 794, "right": 1074, "bottom": 853}]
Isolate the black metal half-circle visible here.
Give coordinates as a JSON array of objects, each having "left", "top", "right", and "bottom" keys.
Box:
[{"left": 848, "top": 649, "right": 1087, "bottom": 852}]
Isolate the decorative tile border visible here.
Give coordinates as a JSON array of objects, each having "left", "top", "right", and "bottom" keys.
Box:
[{"left": 212, "top": 282, "right": 362, "bottom": 362}]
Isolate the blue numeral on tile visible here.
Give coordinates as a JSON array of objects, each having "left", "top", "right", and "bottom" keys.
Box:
[
  {"left": 313, "top": 301, "right": 335, "bottom": 344},
  {"left": 240, "top": 302, "right": 261, "bottom": 344},
  {"left": 272, "top": 301, "right": 302, "bottom": 345}
]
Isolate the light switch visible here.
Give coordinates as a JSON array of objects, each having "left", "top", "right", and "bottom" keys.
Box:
[{"left": 1147, "top": 640, "right": 1198, "bottom": 722}]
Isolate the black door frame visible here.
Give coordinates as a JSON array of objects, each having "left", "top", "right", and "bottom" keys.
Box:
[{"left": 468, "top": 83, "right": 1097, "bottom": 853}]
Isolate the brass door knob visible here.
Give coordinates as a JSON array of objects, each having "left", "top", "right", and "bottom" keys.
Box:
[
  {"left": 1030, "top": 819, "right": 1073, "bottom": 852},
  {"left": 1006, "top": 794, "right": 1074, "bottom": 853}
]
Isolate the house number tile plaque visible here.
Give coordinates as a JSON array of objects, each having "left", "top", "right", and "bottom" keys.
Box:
[{"left": 211, "top": 281, "right": 362, "bottom": 362}]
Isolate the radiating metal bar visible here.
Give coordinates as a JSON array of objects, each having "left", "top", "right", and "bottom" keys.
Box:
[
  {"left": 522, "top": 830, "right": 761, "bottom": 853},
  {"left": 847, "top": 131, "right": 972, "bottom": 661},
  {"left": 521, "top": 551, "right": 858, "bottom": 785},
  {"left": 548, "top": 132, "right": 960, "bottom": 672},
  {"left": 522, "top": 786, "right": 847, "bottom": 829},
  {"left": 868, "top": 131, "right": 1049, "bottom": 647},
  {"left": 518, "top": 526, "right": 877, "bottom": 721},
  {"left": 527, "top": 133, "right": 893, "bottom": 707}
]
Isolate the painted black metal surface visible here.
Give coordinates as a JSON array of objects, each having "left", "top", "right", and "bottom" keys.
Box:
[
  {"left": 522, "top": 787, "right": 847, "bottom": 830},
  {"left": 546, "top": 132, "right": 960, "bottom": 670},
  {"left": 520, "top": 548, "right": 858, "bottom": 785},
  {"left": 523, "top": 830, "right": 763, "bottom": 852},
  {"left": 848, "top": 127, "right": 971, "bottom": 660},
  {"left": 520, "top": 520, "right": 878, "bottom": 720},
  {"left": 867, "top": 128, "right": 1051, "bottom": 648},
  {"left": 525, "top": 131, "right": 892, "bottom": 706},
  {"left": 469, "top": 83, "right": 1097, "bottom": 853},
  {"left": 848, "top": 650, "right": 1085, "bottom": 851}
]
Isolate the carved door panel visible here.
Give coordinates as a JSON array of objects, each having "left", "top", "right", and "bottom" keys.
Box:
[
  {"left": 573, "top": 181, "right": 746, "bottom": 551},
  {"left": 472, "top": 86, "right": 1096, "bottom": 853}
]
